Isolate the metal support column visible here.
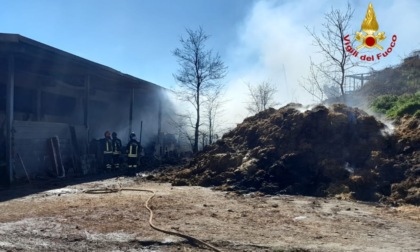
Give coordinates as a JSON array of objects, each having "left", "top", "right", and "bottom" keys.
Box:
[
  {"left": 157, "top": 99, "right": 162, "bottom": 156},
  {"left": 129, "top": 88, "right": 134, "bottom": 135},
  {"left": 6, "top": 55, "right": 15, "bottom": 185},
  {"left": 84, "top": 75, "right": 90, "bottom": 154},
  {"left": 84, "top": 75, "right": 90, "bottom": 129},
  {"left": 36, "top": 89, "right": 42, "bottom": 121}
]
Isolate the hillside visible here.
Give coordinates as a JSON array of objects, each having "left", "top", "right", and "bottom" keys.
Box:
[
  {"left": 357, "top": 52, "right": 420, "bottom": 103},
  {"left": 343, "top": 52, "right": 420, "bottom": 115}
]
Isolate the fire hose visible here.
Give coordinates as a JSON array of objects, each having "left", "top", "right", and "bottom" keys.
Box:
[{"left": 84, "top": 187, "right": 222, "bottom": 252}]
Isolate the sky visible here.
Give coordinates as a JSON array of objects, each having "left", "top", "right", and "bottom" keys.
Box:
[{"left": 1, "top": 0, "right": 419, "bottom": 130}]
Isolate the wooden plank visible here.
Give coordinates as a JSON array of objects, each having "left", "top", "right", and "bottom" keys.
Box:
[
  {"left": 16, "top": 153, "right": 31, "bottom": 184},
  {"left": 48, "top": 136, "right": 65, "bottom": 178}
]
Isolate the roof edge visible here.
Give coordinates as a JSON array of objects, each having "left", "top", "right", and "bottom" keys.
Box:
[{"left": 0, "top": 33, "right": 167, "bottom": 91}]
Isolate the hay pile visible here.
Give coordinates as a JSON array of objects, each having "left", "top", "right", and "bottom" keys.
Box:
[
  {"left": 388, "top": 116, "right": 420, "bottom": 204},
  {"left": 156, "top": 104, "right": 419, "bottom": 205}
]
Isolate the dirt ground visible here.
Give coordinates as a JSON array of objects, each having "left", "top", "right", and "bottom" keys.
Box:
[{"left": 0, "top": 175, "right": 419, "bottom": 252}]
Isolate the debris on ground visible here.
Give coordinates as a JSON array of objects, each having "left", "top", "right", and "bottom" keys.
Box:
[{"left": 1, "top": 180, "right": 420, "bottom": 252}]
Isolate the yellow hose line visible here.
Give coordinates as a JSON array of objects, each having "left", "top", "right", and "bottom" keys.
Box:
[{"left": 85, "top": 187, "right": 223, "bottom": 252}]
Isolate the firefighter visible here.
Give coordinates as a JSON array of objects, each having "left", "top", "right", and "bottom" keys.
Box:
[
  {"left": 100, "top": 130, "right": 113, "bottom": 171},
  {"left": 111, "top": 132, "right": 122, "bottom": 169},
  {"left": 126, "top": 132, "right": 140, "bottom": 169}
]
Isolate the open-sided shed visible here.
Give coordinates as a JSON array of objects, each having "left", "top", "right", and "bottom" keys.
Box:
[{"left": 0, "top": 33, "right": 168, "bottom": 185}]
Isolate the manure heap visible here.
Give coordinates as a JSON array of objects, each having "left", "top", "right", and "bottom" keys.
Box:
[{"left": 159, "top": 104, "right": 419, "bottom": 205}]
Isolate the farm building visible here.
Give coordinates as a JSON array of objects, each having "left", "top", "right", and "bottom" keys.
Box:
[{"left": 0, "top": 33, "right": 173, "bottom": 186}]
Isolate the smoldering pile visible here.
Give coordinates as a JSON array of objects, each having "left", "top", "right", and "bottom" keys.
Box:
[
  {"left": 155, "top": 103, "right": 419, "bottom": 205},
  {"left": 388, "top": 116, "right": 420, "bottom": 205}
]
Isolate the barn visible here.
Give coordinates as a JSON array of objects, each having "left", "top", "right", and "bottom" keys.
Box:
[{"left": 0, "top": 33, "right": 172, "bottom": 186}]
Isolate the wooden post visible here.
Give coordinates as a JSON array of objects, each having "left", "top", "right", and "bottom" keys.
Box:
[{"left": 6, "top": 55, "right": 15, "bottom": 185}]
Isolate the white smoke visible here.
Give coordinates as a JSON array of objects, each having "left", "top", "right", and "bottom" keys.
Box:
[{"left": 220, "top": 0, "right": 420, "bottom": 130}]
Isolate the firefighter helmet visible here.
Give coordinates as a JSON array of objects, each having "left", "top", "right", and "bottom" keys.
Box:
[
  {"left": 112, "top": 132, "right": 117, "bottom": 138},
  {"left": 129, "top": 132, "right": 136, "bottom": 139}
]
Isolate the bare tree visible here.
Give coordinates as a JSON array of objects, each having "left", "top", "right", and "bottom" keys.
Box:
[
  {"left": 200, "top": 130, "right": 208, "bottom": 150},
  {"left": 173, "top": 27, "right": 227, "bottom": 153},
  {"left": 246, "top": 81, "right": 279, "bottom": 114},
  {"left": 168, "top": 112, "right": 195, "bottom": 151},
  {"left": 300, "top": 57, "right": 325, "bottom": 102},
  {"left": 205, "top": 86, "right": 224, "bottom": 145},
  {"left": 302, "top": 3, "right": 356, "bottom": 102}
]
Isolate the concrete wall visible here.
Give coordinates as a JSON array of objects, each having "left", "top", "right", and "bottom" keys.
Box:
[{"left": 13, "top": 121, "right": 86, "bottom": 179}]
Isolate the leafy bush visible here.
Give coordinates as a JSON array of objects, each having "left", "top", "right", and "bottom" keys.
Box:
[
  {"left": 371, "top": 95, "right": 398, "bottom": 114},
  {"left": 371, "top": 93, "right": 420, "bottom": 118}
]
